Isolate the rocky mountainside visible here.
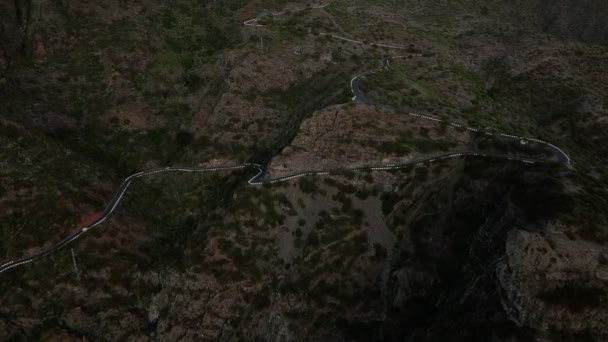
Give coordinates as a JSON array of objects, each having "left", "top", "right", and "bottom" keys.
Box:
[{"left": 0, "top": 0, "right": 607, "bottom": 341}]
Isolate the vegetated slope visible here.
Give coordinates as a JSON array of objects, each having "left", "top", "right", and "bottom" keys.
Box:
[
  {"left": 0, "top": 0, "right": 607, "bottom": 341},
  {"left": 499, "top": 0, "right": 608, "bottom": 46}
]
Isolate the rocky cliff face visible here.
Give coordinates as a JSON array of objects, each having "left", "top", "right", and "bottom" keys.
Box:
[{"left": 499, "top": 229, "right": 608, "bottom": 336}]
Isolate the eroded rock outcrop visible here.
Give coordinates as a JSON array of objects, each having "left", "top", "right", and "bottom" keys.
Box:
[{"left": 499, "top": 229, "right": 608, "bottom": 336}]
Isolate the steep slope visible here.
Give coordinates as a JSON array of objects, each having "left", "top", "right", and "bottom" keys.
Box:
[
  {"left": 502, "top": 0, "right": 608, "bottom": 46},
  {"left": 0, "top": 0, "right": 607, "bottom": 341}
]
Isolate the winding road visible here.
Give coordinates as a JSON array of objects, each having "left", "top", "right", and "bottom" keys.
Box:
[{"left": 0, "top": 0, "right": 571, "bottom": 275}]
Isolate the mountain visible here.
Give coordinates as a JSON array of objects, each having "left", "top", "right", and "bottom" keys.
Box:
[{"left": 1, "top": 0, "right": 607, "bottom": 340}]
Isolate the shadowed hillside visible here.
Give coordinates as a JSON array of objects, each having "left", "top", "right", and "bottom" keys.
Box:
[{"left": 500, "top": 0, "right": 608, "bottom": 45}]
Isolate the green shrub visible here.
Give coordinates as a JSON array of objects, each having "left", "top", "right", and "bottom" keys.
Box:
[{"left": 299, "top": 177, "right": 319, "bottom": 194}]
